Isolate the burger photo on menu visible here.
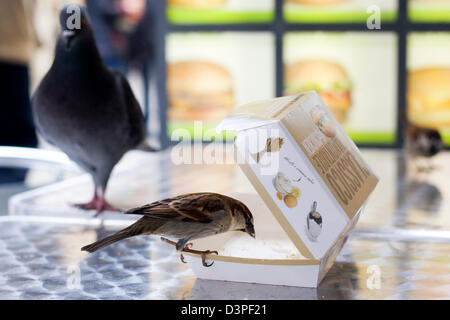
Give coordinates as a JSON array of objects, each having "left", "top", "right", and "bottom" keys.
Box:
[
  {"left": 167, "top": 0, "right": 274, "bottom": 24},
  {"left": 283, "top": 0, "right": 398, "bottom": 23},
  {"left": 166, "top": 32, "right": 275, "bottom": 140},
  {"left": 284, "top": 32, "right": 397, "bottom": 145},
  {"left": 284, "top": 60, "right": 352, "bottom": 123},
  {"left": 407, "top": 32, "right": 450, "bottom": 145},
  {"left": 407, "top": 67, "right": 450, "bottom": 131},
  {"left": 168, "top": 61, "right": 234, "bottom": 122}
]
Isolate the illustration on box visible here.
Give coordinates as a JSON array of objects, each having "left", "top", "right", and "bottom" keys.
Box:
[
  {"left": 273, "top": 172, "right": 300, "bottom": 208},
  {"left": 252, "top": 137, "right": 284, "bottom": 163},
  {"left": 306, "top": 201, "right": 322, "bottom": 242}
]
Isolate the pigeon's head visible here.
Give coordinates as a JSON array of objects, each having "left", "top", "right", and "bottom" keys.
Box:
[{"left": 59, "top": 5, "right": 93, "bottom": 51}]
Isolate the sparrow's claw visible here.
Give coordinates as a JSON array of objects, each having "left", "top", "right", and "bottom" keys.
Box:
[
  {"left": 179, "top": 243, "right": 193, "bottom": 264},
  {"left": 201, "top": 250, "right": 218, "bottom": 267}
]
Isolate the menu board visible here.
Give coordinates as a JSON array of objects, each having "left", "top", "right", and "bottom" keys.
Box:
[
  {"left": 408, "top": 0, "right": 450, "bottom": 23},
  {"left": 167, "top": 0, "right": 274, "bottom": 24},
  {"left": 407, "top": 32, "right": 450, "bottom": 145},
  {"left": 283, "top": 0, "right": 398, "bottom": 23},
  {"left": 284, "top": 32, "right": 398, "bottom": 145},
  {"left": 166, "top": 32, "right": 275, "bottom": 140}
]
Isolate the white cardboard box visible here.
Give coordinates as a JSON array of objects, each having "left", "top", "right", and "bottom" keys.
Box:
[{"left": 183, "top": 92, "right": 379, "bottom": 287}]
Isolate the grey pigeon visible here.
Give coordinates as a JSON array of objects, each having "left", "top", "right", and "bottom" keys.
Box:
[{"left": 32, "top": 5, "right": 155, "bottom": 214}]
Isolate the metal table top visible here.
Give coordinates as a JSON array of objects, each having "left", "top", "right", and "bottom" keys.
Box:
[
  {"left": 0, "top": 147, "right": 449, "bottom": 299},
  {"left": 0, "top": 219, "right": 448, "bottom": 300}
]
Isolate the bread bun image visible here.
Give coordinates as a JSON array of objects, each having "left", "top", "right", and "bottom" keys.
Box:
[
  {"left": 169, "top": 0, "right": 227, "bottom": 8},
  {"left": 407, "top": 67, "right": 450, "bottom": 130},
  {"left": 286, "top": 0, "right": 348, "bottom": 6},
  {"left": 168, "top": 61, "right": 234, "bottom": 121},
  {"left": 284, "top": 194, "right": 298, "bottom": 208},
  {"left": 285, "top": 60, "right": 352, "bottom": 123}
]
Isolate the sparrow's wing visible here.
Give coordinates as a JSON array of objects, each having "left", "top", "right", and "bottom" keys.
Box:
[{"left": 126, "top": 193, "right": 226, "bottom": 223}]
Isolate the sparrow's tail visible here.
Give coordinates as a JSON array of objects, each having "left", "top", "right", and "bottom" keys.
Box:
[{"left": 81, "top": 225, "right": 136, "bottom": 253}]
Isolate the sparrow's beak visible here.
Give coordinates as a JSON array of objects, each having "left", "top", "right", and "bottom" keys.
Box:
[
  {"left": 62, "top": 30, "right": 76, "bottom": 49},
  {"left": 248, "top": 226, "right": 256, "bottom": 239}
]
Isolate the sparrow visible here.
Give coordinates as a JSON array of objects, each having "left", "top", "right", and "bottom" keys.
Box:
[
  {"left": 32, "top": 6, "right": 155, "bottom": 214},
  {"left": 81, "top": 193, "right": 256, "bottom": 267},
  {"left": 405, "top": 122, "right": 443, "bottom": 173}
]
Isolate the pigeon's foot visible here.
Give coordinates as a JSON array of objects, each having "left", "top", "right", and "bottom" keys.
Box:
[
  {"left": 73, "top": 195, "right": 118, "bottom": 216},
  {"left": 160, "top": 237, "right": 218, "bottom": 267}
]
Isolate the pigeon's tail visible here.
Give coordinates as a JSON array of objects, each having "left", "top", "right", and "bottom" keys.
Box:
[
  {"left": 136, "top": 140, "right": 157, "bottom": 152},
  {"left": 81, "top": 226, "right": 136, "bottom": 253}
]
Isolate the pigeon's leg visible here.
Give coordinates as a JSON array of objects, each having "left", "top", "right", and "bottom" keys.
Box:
[
  {"left": 94, "top": 170, "right": 119, "bottom": 215},
  {"left": 73, "top": 187, "right": 119, "bottom": 215},
  {"left": 73, "top": 192, "right": 99, "bottom": 211},
  {"left": 93, "top": 195, "right": 119, "bottom": 217}
]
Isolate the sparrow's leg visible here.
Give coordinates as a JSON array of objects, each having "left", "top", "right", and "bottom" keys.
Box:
[
  {"left": 160, "top": 237, "right": 192, "bottom": 263},
  {"left": 180, "top": 243, "right": 193, "bottom": 264},
  {"left": 160, "top": 237, "right": 218, "bottom": 267}
]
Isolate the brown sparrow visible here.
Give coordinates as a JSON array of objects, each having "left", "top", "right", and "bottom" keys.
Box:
[{"left": 81, "top": 193, "right": 255, "bottom": 266}]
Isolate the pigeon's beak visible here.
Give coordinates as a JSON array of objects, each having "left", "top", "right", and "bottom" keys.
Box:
[{"left": 62, "top": 30, "right": 76, "bottom": 50}]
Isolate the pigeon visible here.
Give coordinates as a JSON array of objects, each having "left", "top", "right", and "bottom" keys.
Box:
[{"left": 32, "top": 5, "right": 155, "bottom": 214}]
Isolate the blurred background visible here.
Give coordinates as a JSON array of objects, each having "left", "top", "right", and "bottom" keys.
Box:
[{"left": 0, "top": 0, "right": 449, "bottom": 192}]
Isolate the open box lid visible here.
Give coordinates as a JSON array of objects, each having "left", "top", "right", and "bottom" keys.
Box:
[
  {"left": 216, "top": 94, "right": 309, "bottom": 133},
  {"left": 217, "top": 92, "right": 379, "bottom": 260}
]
